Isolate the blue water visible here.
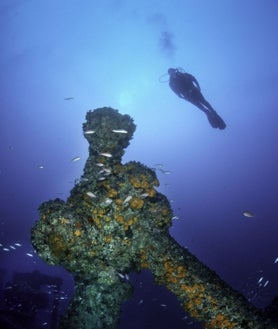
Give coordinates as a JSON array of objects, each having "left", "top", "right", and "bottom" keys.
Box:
[{"left": 1, "top": 1, "right": 278, "bottom": 328}]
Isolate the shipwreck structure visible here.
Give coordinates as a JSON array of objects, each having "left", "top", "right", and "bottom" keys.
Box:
[{"left": 31, "top": 107, "right": 278, "bottom": 329}]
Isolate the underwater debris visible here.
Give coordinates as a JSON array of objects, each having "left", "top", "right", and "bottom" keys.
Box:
[{"left": 31, "top": 107, "right": 278, "bottom": 329}]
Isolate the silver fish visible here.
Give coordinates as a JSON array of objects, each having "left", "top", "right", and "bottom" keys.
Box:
[
  {"left": 86, "top": 191, "right": 97, "bottom": 198},
  {"left": 263, "top": 280, "right": 269, "bottom": 287},
  {"left": 112, "top": 129, "right": 128, "bottom": 134},
  {"left": 99, "top": 152, "right": 112, "bottom": 158},
  {"left": 117, "top": 272, "right": 125, "bottom": 279},
  {"left": 243, "top": 211, "right": 254, "bottom": 218},
  {"left": 71, "top": 156, "right": 81, "bottom": 162},
  {"left": 123, "top": 195, "right": 132, "bottom": 204},
  {"left": 105, "top": 198, "right": 113, "bottom": 205},
  {"left": 159, "top": 169, "right": 172, "bottom": 174},
  {"left": 258, "top": 277, "right": 263, "bottom": 284},
  {"left": 84, "top": 130, "right": 95, "bottom": 134}
]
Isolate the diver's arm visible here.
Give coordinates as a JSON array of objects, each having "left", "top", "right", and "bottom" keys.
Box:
[{"left": 169, "top": 81, "right": 183, "bottom": 98}]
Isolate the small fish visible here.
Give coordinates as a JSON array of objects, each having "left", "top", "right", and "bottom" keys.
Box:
[
  {"left": 138, "top": 299, "right": 144, "bottom": 305},
  {"left": 71, "top": 156, "right": 81, "bottom": 162},
  {"left": 104, "top": 198, "right": 113, "bottom": 205},
  {"left": 64, "top": 97, "right": 74, "bottom": 100},
  {"left": 112, "top": 129, "right": 128, "bottom": 134},
  {"left": 243, "top": 211, "right": 254, "bottom": 218},
  {"left": 160, "top": 304, "right": 167, "bottom": 307},
  {"left": 258, "top": 277, "right": 263, "bottom": 284},
  {"left": 5, "top": 286, "right": 13, "bottom": 290},
  {"left": 3, "top": 248, "right": 9, "bottom": 252},
  {"left": 10, "top": 246, "right": 16, "bottom": 250},
  {"left": 117, "top": 272, "right": 125, "bottom": 279},
  {"left": 84, "top": 130, "right": 95, "bottom": 135},
  {"left": 141, "top": 193, "right": 149, "bottom": 198},
  {"left": 154, "top": 164, "right": 163, "bottom": 168},
  {"left": 263, "top": 280, "right": 269, "bottom": 287},
  {"left": 14, "top": 243, "right": 22, "bottom": 247},
  {"left": 37, "top": 165, "right": 44, "bottom": 169},
  {"left": 99, "top": 152, "right": 112, "bottom": 158},
  {"left": 274, "top": 257, "right": 278, "bottom": 264},
  {"left": 125, "top": 274, "right": 129, "bottom": 281},
  {"left": 98, "top": 177, "right": 106, "bottom": 181},
  {"left": 86, "top": 191, "right": 97, "bottom": 198},
  {"left": 172, "top": 216, "right": 179, "bottom": 220},
  {"left": 159, "top": 169, "right": 172, "bottom": 174},
  {"left": 26, "top": 253, "right": 33, "bottom": 257},
  {"left": 103, "top": 168, "right": 111, "bottom": 174},
  {"left": 123, "top": 195, "right": 132, "bottom": 204},
  {"left": 95, "top": 163, "right": 104, "bottom": 167}
]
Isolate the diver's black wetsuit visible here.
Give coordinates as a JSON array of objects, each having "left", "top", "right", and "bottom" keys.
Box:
[{"left": 168, "top": 68, "right": 226, "bottom": 129}]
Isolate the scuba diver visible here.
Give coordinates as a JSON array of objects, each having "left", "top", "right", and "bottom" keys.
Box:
[{"left": 168, "top": 68, "right": 226, "bottom": 129}]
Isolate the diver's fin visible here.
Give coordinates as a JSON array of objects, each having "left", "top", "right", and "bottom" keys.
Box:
[{"left": 206, "top": 111, "right": 226, "bottom": 130}]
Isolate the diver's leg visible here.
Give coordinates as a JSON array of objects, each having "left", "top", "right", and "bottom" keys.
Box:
[
  {"left": 195, "top": 91, "right": 215, "bottom": 113},
  {"left": 186, "top": 98, "right": 210, "bottom": 114},
  {"left": 194, "top": 92, "right": 226, "bottom": 129},
  {"left": 181, "top": 91, "right": 226, "bottom": 129},
  {"left": 187, "top": 97, "right": 226, "bottom": 129}
]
